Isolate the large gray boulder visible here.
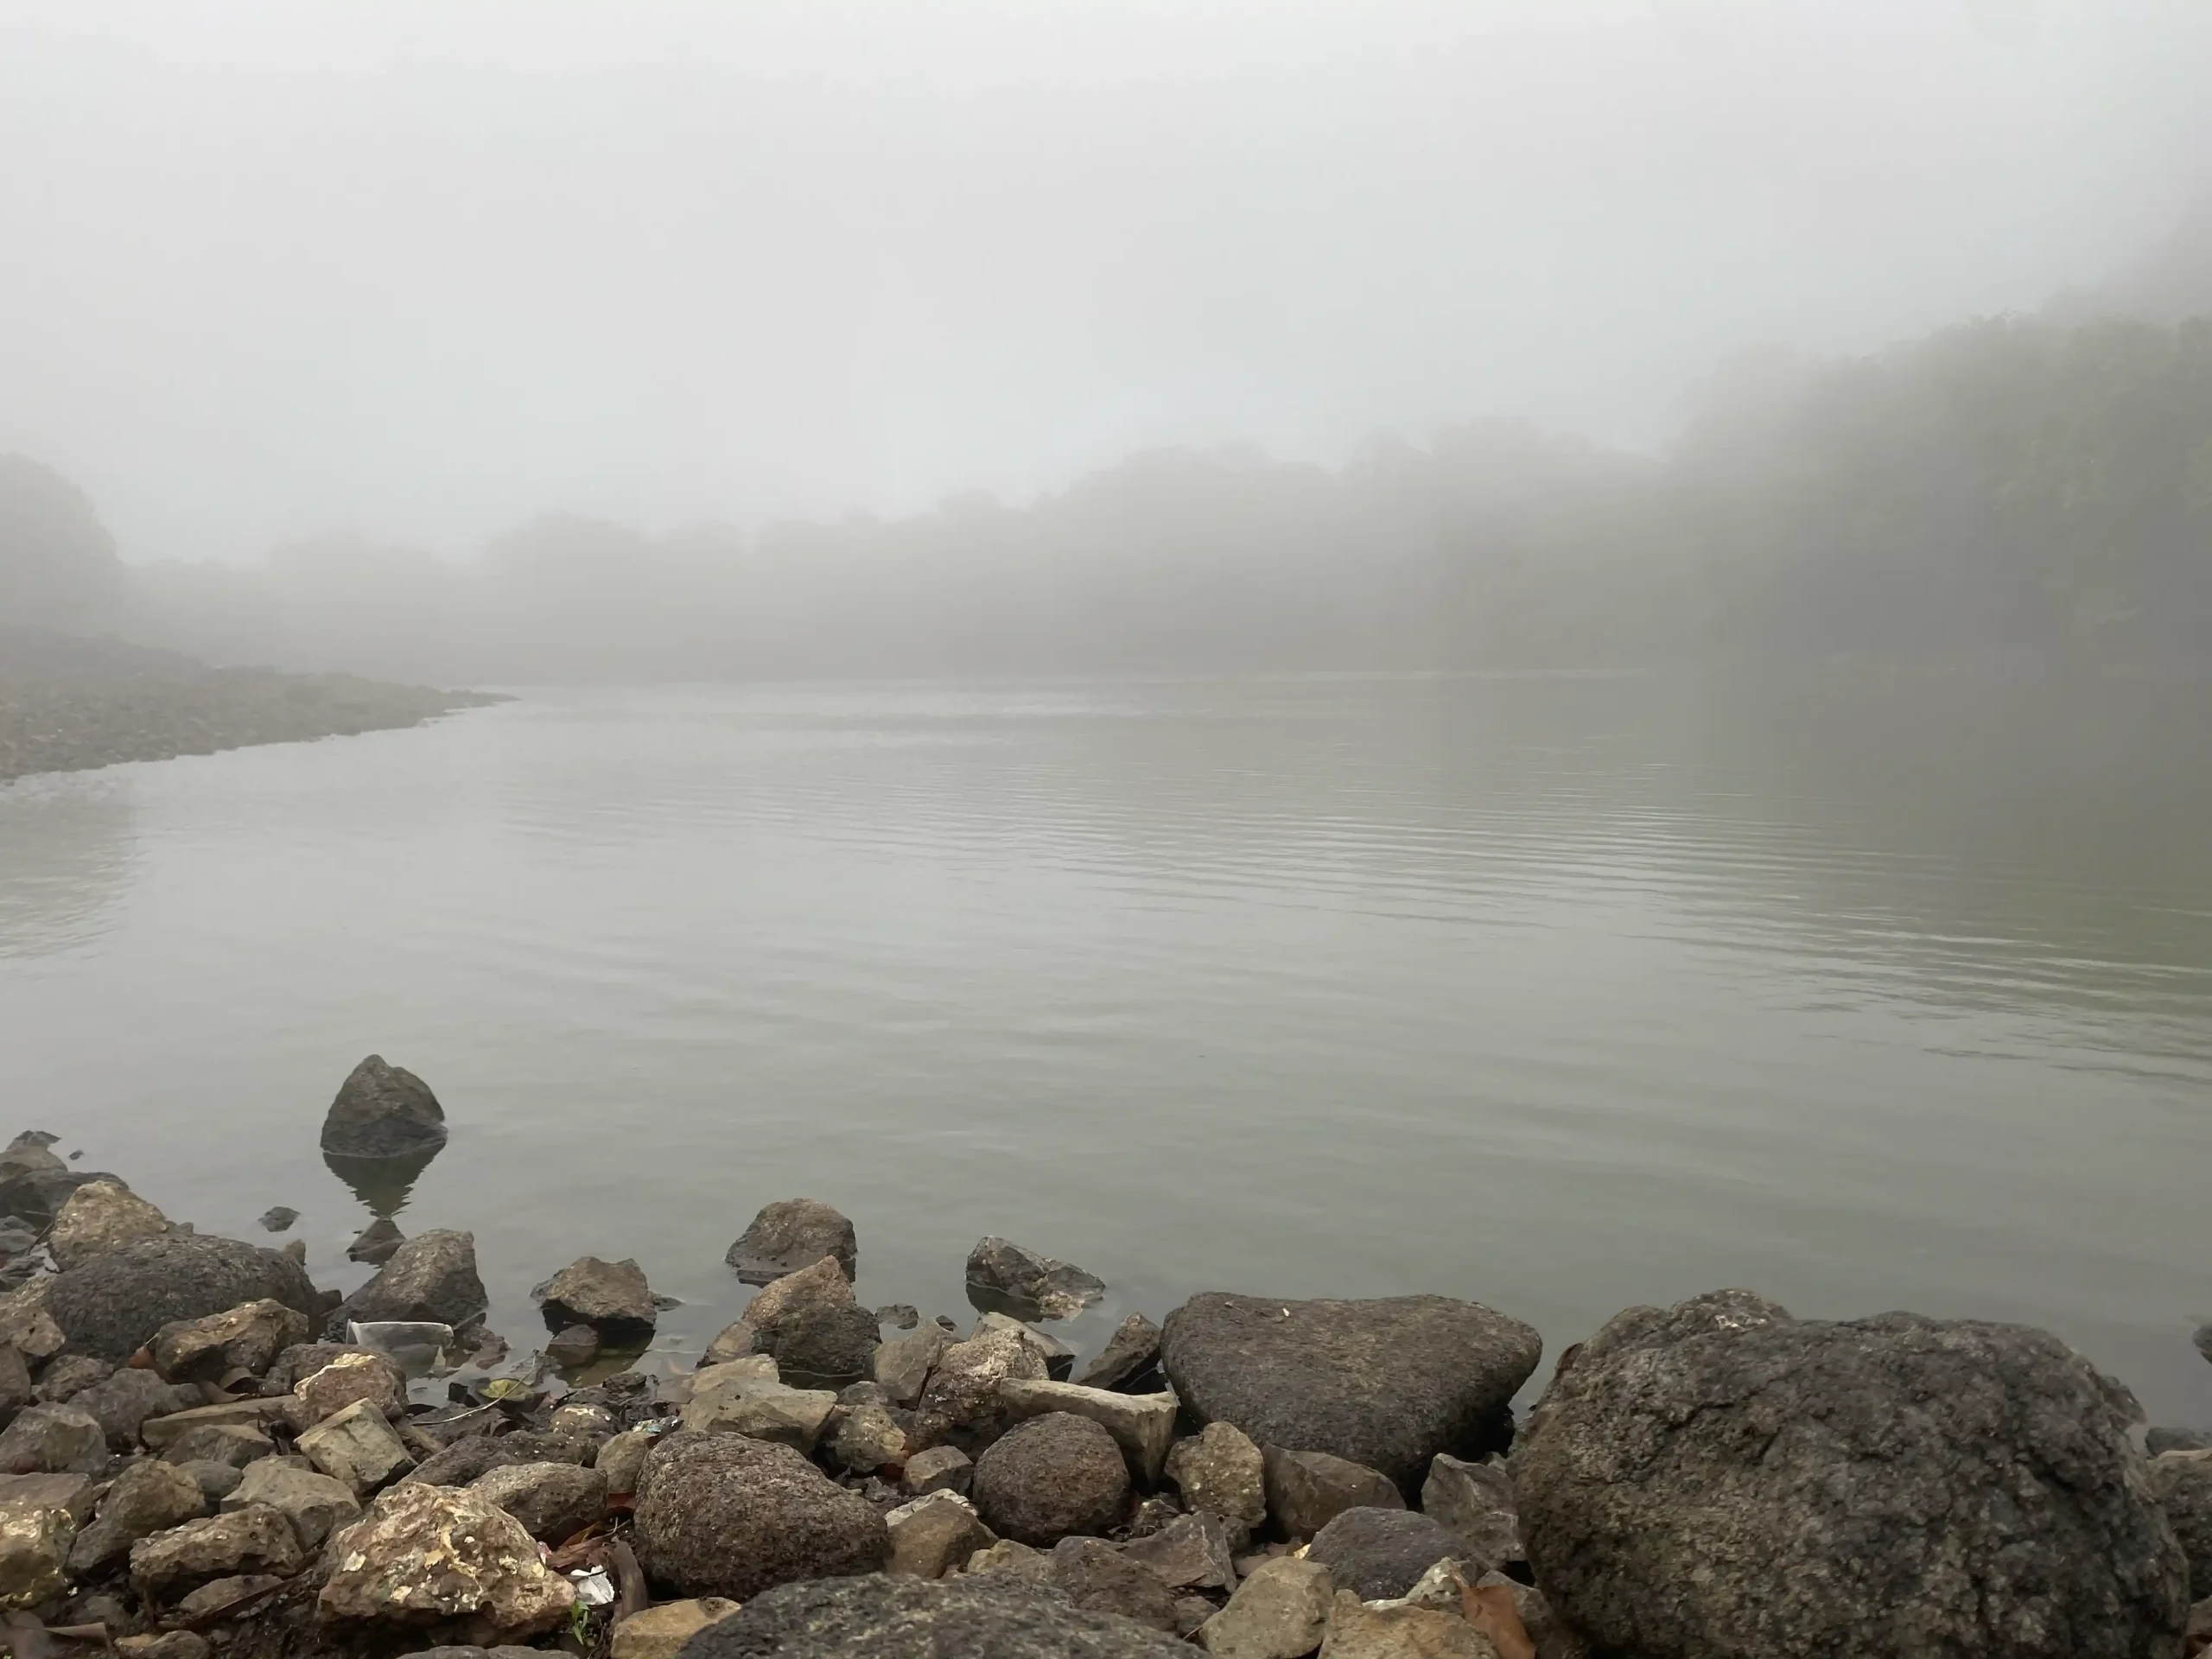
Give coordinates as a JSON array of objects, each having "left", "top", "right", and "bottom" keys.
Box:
[
  {"left": 332, "top": 1229, "right": 487, "bottom": 1331},
  {"left": 632, "top": 1430, "right": 886, "bottom": 1601},
  {"left": 46, "top": 1233, "right": 319, "bottom": 1363},
  {"left": 1512, "top": 1290, "right": 2188, "bottom": 1659},
  {"left": 321, "top": 1055, "right": 448, "bottom": 1160},
  {"left": 678, "top": 1572, "right": 1189, "bottom": 1658},
  {"left": 725, "top": 1199, "right": 856, "bottom": 1285},
  {"left": 1160, "top": 1292, "right": 1540, "bottom": 1489}
]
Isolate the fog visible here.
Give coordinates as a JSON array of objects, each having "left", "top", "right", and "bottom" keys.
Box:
[{"left": 3, "top": 0, "right": 2211, "bottom": 681}]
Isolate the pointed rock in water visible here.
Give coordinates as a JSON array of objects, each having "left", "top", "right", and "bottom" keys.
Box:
[
  {"left": 320, "top": 1055, "right": 448, "bottom": 1160},
  {"left": 257, "top": 1206, "right": 298, "bottom": 1233},
  {"left": 964, "top": 1236, "right": 1106, "bottom": 1321},
  {"left": 346, "top": 1216, "right": 404, "bottom": 1265},
  {"left": 725, "top": 1198, "right": 857, "bottom": 1285},
  {"left": 537, "top": 1255, "right": 656, "bottom": 1338},
  {"left": 1075, "top": 1312, "right": 1162, "bottom": 1391},
  {"left": 740, "top": 1256, "right": 878, "bottom": 1386}
]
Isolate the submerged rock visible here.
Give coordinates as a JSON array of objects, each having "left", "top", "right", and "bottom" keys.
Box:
[
  {"left": 632, "top": 1429, "right": 887, "bottom": 1601},
  {"left": 320, "top": 1055, "right": 448, "bottom": 1160},
  {"left": 725, "top": 1198, "right": 857, "bottom": 1285},
  {"left": 1511, "top": 1290, "right": 2187, "bottom": 1659},
  {"left": 257, "top": 1207, "right": 299, "bottom": 1234},
  {"left": 972, "top": 1412, "right": 1131, "bottom": 1547},
  {"left": 681, "top": 1572, "right": 1189, "bottom": 1659},
  {"left": 965, "top": 1236, "right": 1106, "bottom": 1321},
  {"left": 537, "top": 1255, "right": 655, "bottom": 1340},
  {"left": 46, "top": 1233, "right": 318, "bottom": 1363},
  {"left": 347, "top": 1217, "right": 406, "bottom": 1266}
]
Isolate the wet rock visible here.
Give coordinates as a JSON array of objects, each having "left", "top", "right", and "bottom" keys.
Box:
[
  {"left": 331, "top": 1230, "right": 487, "bottom": 1332},
  {"left": 0, "top": 1499, "right": 73, "bottom": 1610},
  {"left": 632, "top": 1429, "right": 887, "bottom": 1601},
  {"left": 1421, "top": 1454, "right": 1520, "bottom": 1576},
  {"left": 130, "top": 1507, "right": 303, "bottom": 1604},
  {"left": 972, "top": 1412, "right": 1131, "bottom": 1547},
  {"left": 153, "top": 1299, "right": 313, "bottom": 1383},
  {"left": 67, "top": 1459, "right": 208, "bottom": 1574},
  {"left": 404, "top": 1438, "right": 524, "bottom": 1490},
  {"left": 70, "top": 1369, "right": 200, "bottom": 1450},
  {"left": 48, "top": 1180, "right": 169, "bottom": 1269},
  {"left": 217, "top": 1459, "right": 360, "bottom": 1550},
  {"left": 609, "top": 1597, "right": 742, "bottom": 1659},
  {"left": 679, "top": 1375, "right": 838, "bottom": 1452},
  {"left": 46, "top": 1234, "right": 317, "bottom": 1364},
  {"left": 965, "top": 1237, "right": 1106, "bottom": 1322},
  {"left": 1262, "top": 1446, "right": 1402, "bottom": 1541},
  {"left": 1075, "top": 1313, "right": 1163, "bottom": 1392},
  {"left": 537, "top": 1256, "right": 656, "bottom": 1341},
  {"left": 0, "top": 1404, "right": 107, "bottom": 1475},
  {"left": 594, "top": 1430, "right": 653, "bottom": 1496},
  {"left": 901, "top": 1444, "right": 973, "bottom": 1499},
  {"left": 1316, "top": 1589, "right": 1494, "bottom": 1658},
  {"left": 30, "top": 1355, "right": 111, "bottom": 1406},
  {"left": 295, "top": 1351, "right": 408, "bottom": 1421},
  {"left": 257, "top": 1208, "right": 299, "bottom": 1234},
  {"left": 139, "top": 1397, "right": 296, "bottom": 1450},
  {"left": 1167, "top": 1422, "right": 1268, "bottom": 1536},
  {"left": 872, "top": 1325, "right": 949, "bottom": 1409},
  {"left": 911, "top": 1320, "right": 1047, "bottom": 1452},
  {"left": 321, "top": 1056, "right": 448, "bottom": 1160},
  {"left": 885, "top": 1490, "right": 995, "bottom": 1578},
  {"left": 1306, "top": 1508, "right": 1461, "bottom": 1601},
  {"left": 1512, "top": 1292, "right": 2186, "bottom": 1659},
  {"left": 347, "top": 1218, "right": 405, "bottom": 1267},
  {"left": 173, "top": 1460, "right": 244, "bottom": 1504},
  {"left": 998, "top": 1378, "right": 1176, "bottom": 1484},
  {"left": 467, "top": 1461, "right": 607, "bottom": 1542},
  {"left": 298, "top": 1398, "right": 414, "bottom": 1491},
  {"left": 157, "top": 1423, "right": 276, "bottom": 1470},
  {"left": 831, "top": 1397, "right": 909, "bottom": 1474},
  {"left": 1161, "top": 1293, "right": 1541, "bottom": 1491},
  {"left": 545, "top": 1325, "right": 599, "bottom": 1370},
  {"left": 740, "top": 1257, "right": 878, "bottom": 1387},
  {"left": 2147, "top": 1449, "right": 2212, "bottom": 1592},
  {"left": 684, "top": 1571, "right": 1190, "bottom": 1658},
  {"left": 1197, "top": 1555, "right": 1335, "bottom": 1658},
  {"left": 318, "top": 1479, "right": 575, "bottom": 1640},
  {"left": 1120, "top": 1511, "right": 1237, "bottom": 1592},
  {"left": 1050, "top": 1536, "right": 1179, "bottom": 1631},
  {"left": 724, "top": 1198, "right": 856, "bottom": 1285}
]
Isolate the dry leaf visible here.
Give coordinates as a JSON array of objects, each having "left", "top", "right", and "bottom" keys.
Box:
[{"left": 1460, "top": 1582, "right": 1536, "bottom": 1659}]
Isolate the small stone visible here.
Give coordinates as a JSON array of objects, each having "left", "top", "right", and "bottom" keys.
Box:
[
  {"left": 594, "top": 1429, "right": 654, "bottom": 1496},
  {"left": 0, "top": 1404, "right": 106, "bottom": 1475},
  {"left": 876, "top": 1304, "right": 920, "bottom": 1331},
  {"left": 298, "top": 1397, "right": 414, "bottom": 1491},
  {"left": 1473, "top": 1571, "right": 1584, "bottom": 1659},
  {"left": 610, "top": 1598, "right": 742, "bottom": 1659},
  {"left": 830, "top": 1398, "right": 908, "bottom": 1474},
  {"left": 69, "top": 1369, "right": 199, "bottom": 1450},
  {"left": 971, "top": 1412, "right": 1131, "bottom": 1547},
  {"left": 114, "top": 1633, "right": 210, "bottom": 1659},
  {"left": 153, "top": 1299, "right": 312, "bottom": 1383},
  {"left": 317, "top": 1480, "right": 576, "bottom": 1638},
  {"left": 173, "top": 1460, "right": 245, "bottom": 1504},
  {"left": 1316, "top": 1588, "right": 1495, "bottom": 1657},
  {"left": 467, "top": 1461, "right": 608, "bottom": 1542},
  {"left": 159, "top": 1423, "right": 276, "bottom": 1470},
  {"left": 997, "top": 1376, "right": 1177, "bottom": 1484},
  {"left": 546, "top": 1325, "right": 600, "bottom": 1369},
  {"left": 30, "top": 1355, "right": 111, "bottom": 1406},
  {"left": 1306, "top": 1507, "right": 1463, "bottom": 1600},
  {"left": 67, "top": 1459, "right": 207, "bottom": 1574},
  {"left": 0, "top": 1344, "right": 29, "bottom": 1431},
  {"left": 2148, "top": 1427, "right": 2212, "bottom": 1457},
  {"left": 320, "top": 1055, "right": 448, "bottom": 1160},
  {"left": 688, "top": 1573, "right": 1187, "bottom": 1657},
  {"left": 964, "top": 1237, "right": 1105, "bottom": 1322},
  {"left": 910, "top": 1321, "right": 1046, "bottom": 1451},
  {"left": 537, "top": 1257, "right": 656, "bottom": 1339},
  {"left": 1168, "top": 1421, "right": 1268, "bottom": 1536},
  {"left": 724, "top": 1199, "right": 856, "bottom": 1285},
  {"left": 295, "top": 1351, "right": 408, "bottom": 1421},
  {"left": 1120, "top": 1510, "right": 1238, "bottom": 1591},
  {"left": 1075, "top": 1313, "right": 1164, "bottom": 1391},
  {"left": 872, "top": 1325, "right": 950, "bottom": 1408},
  {"left": 0, "top": 1284, "right": 65, "bottom": 1368},
  {"left": 139, "top": 1398, "right": 296, "bottom": 1452},
  {"left": 403, "top": 1437, "right": 524, "bottom": 1489},
  {"left": 347, "top": 1217, "right": 405, "bottom": 1266},
  {"left": 1047, "top": 1535, "right": 1178, "bottom": 1631},
  {"left": 0, "top": 1502, "right": 73, "bottom": 1611},
  {"left": 219, "top": 1459, "right": 361, "bottom": 1550},
  {"left": 48, "top": 1181, "right": 168, "bottom": 1270},
  {"left": 680, "top": 1376, "right": 838, "bottom": 1452},
  {"left": 172, "top": 1575, "right": 284, "bottom": 1620},
  {"left": 130, "top": 1507, "right": 303, "bottom": 1604},
  {"left": 1262, "top": 1446, "right": 1402, "bottom": 1540},
  {"left": 885, "top": 1490, "right": 995, "bottom": 1578},
  {"left": 1421, "top": 1453, "right": 1521, "bottom": 1575},
  {"left": 550, "top": 1402, "right": 618, "bottom": 1440},
  {"left": 257, "top": 1209, "right": 299, "bottom": 1234},
  {"left": 964, "top": 1537, "right": 1052, "bottom": 1580},
  {"left": 899, "top": 1444, "right": 973, "bottom": 1499},
  {"left": 0, "top": 1473, "right": 94, "bottom": 1526},
  {"left": 1198, "top": 1555, "right": 1337, "bottom": 1659}
]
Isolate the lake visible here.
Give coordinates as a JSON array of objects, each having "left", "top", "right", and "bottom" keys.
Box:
[{"left": 2, "top": 672, "right": 2209, "bottom": 1425}]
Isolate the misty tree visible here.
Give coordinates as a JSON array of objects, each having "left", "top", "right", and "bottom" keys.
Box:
[{"left": 0, "top": 455, "right": 120, "bottom": 632}]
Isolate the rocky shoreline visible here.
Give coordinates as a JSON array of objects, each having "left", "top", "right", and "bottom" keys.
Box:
[
  {"left": 0, "top": 1056, "right": 2207, "bottom": 1659},
  {"left": 0, "top": 630, "right": 504, "bottom": 785}
]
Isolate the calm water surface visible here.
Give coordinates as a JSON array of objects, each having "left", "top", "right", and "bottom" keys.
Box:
[{"left": 3, "top": 674, "right": 2209, "bottom": 1421}]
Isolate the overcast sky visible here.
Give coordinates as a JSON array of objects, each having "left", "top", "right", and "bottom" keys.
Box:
[{"left": 3, "top": 0, "right": 2209, "bottom": 564}]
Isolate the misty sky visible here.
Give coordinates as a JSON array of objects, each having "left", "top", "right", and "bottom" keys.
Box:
[{"left": 3, "top": 0, "right": 2209, "bottom": 565}]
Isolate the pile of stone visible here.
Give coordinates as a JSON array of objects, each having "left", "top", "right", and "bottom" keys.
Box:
[{"left": 0, "top": 1072, "right": 2207, "bottom": 1659}]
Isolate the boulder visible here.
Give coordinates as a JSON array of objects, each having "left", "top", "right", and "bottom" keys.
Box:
[
  {"left": 972, "top": 1412, "right": 1131, "bottom": 1547},
  {"left": 1512, "top": 1292, "right": 2187, "bottom": 1659},
  {"left": 321, "top": 1055, "right": 448, "bottom": 1160},
  {"left": 966, "top": 1237, "right": 1106, "bottom": 1322},
  {"left": 157, "top": 1423, "right": 276, "bottom": 1470},
  {"left": 332, "top": 1230, "right": 487, "bottom": 1331},
  {"left": 740, "top": 1257, "right": 877, "bottom": 1387},
  {"left": 681, "top": 1571, "right": 1190, "bottom": 1658},
  {"left": 537, "top": 1256, "right": 656, "bottom": 1341},
  {"left": 130, "top": 1508, "right": 303, "bottom": 1604},
  {"left": 998, "top": 1377, "right": 1176, "bottom": 1484},
  {"left": 1262, "top": 1446, "right": 1402, "bottom": 1541},
  {"left": 2147, "top": 1449, "right": 2212, "bottom": 1594},
  {"left": 0, "top": 1405, "right": 106, "bottom": 1475},
  {"left": 1075, "top": 1313, "right": 1163, "bottom": 1392},
  {"left": 912, "top": 1320, "right": 1048, "bottom": 1451},
  {"left": 1421, "top": 1454, "right": 1521, "bottom": 1576},
  {"left": 48, "top": 1181, "right": 168, "bottom": 1269},
  {"left": 67, "top": 1460, "right": 207, "bottom": 1574},
  {"left": 831, "top": 1396, "right": 909, "bottom": 1474},
  {"left": 295, "top": 1351, "right": 409, "bottom": 1421},
  {"left": 609, "top": 1598, "right": 741, "bottom": 1659},
  {"left": 318, "top": 1480, "right": 575, "bottom": 1640},
  {"left": 299, "top": 1398, "right": 414, "bottom": 1491},
  {"left": 152, "top": 1299, "right": 313, "bottom": 1383},
  {"left": 348, "top": 1217, "right": 406, "bottom": 1266},
  {"left": 46, "top": 1234, "right": 318, "bottom": 1363},
  {"left": 725, "top": 1199, "right": 856, "bottom": 1285},
  {"left": 1198, "top": 1559, "right": 1334, "bottom": 1658},
  {"left": 873, "top": 1325, "right": 949, "bottom": 1408},
  {"left": 1306, "top": 1507, "right": 1462, "bottom": 1600},
  {"left": 69, "top": 1369, "right": 200, "bottom": 1450},
  {"left": 1120, "top": 1511, "right": 1237, "bottom": 1592},
  {"left": 679, "top": 1376, "right": 838, "bottom": 1452},
  {"left": 1050, "top": 1536, "right": 1179, "bottom": 1632},
  {"left": 1315, "top": 1589, "right": 1496, "bottom": 1657},
  {"left": 885, "top": 1490, "right": 995, "bottom": 1578},
  {"left": 632, "top": 1430, "right": 887, "bottom": 1601},
  {"left": 901, "top": 1445, "right": 973, "bottom": 1499},
  {"left": 1167, "top": 1421, "right": 1268, "bottom": 1535},
  {"left": 1160, "top": 1293, "right": 1540, "bottom": 1490},
  {"left": 467, "top": 1461, "right": 607, "bottom": 1542},
  {"left": 219, "top": 1459, "right": 360, "bottom": 1550},
  {"left": 0, "top": 1500, "right": 73, "bottom": 1611},
  {"left": 29, "top": 1355, "right": 109, "bottom": 1406}
]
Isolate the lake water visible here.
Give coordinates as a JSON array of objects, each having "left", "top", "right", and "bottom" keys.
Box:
[{"left": 3, "top": 673, "right": 2209, "bottom": 1424}]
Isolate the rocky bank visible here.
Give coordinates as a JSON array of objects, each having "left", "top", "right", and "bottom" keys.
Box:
[
  {"left": 0, "top": 630, "right": 503, "bottom": 784},
  {"left": 0, "top": 1056, "right": 2205, "bottom": 1659}
]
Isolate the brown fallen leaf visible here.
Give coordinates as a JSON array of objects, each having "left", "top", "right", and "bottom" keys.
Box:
[{"left": 1461, "top": 1582, "right": 1536, "bottom": 1659}]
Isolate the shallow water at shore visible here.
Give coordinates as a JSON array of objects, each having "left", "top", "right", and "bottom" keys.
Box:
[{"left": 2, "top": 672, "right": 2209, "bottom": 1422}]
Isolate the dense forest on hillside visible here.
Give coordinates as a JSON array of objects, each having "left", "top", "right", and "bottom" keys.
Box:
[{"left": 7, "top": 306, "right": 2210, "bottom": 684}]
